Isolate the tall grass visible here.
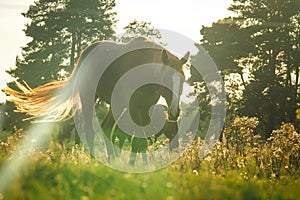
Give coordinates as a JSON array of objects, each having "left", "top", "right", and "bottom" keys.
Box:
[
  {"left": 173, "top": 117, "right": 300, "bottom": 180},
  {"left": 0, "top": 116, "right": 299, "bottom": 199}
]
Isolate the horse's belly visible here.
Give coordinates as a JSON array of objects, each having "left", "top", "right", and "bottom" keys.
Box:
[{"left": 129, "top": 84, "right": 161, "bottom": 125}]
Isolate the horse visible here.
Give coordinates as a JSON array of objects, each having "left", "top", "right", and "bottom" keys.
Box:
[{"left": 3, "top": 36, "right": 189, "bottom": 164}]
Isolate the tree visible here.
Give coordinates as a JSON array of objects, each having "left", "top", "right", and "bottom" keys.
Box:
[
  {"left": 191, "top": 0, "right": 300, "bottom": 137},
  {"left": 118, "top": 20, "right": 161, "bottom": 43},
  {"left": 63, "top": 0, "right": 116, "bottom": 68},
  {"left": 8, "top": 0, "right": 116, "bottom": 86},
  {"left": 4, "top": 0, "right": 117, "bottom": 131}
]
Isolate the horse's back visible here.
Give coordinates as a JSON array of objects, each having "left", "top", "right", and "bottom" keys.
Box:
[{"left": 94, "top": 37, "right": 164, "bottom": 103}]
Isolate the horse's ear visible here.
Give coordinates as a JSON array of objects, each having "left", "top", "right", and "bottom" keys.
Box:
[
  {"left": 162, "top": 49, "right": 169, "bottom": 65},
  {"left": 180, "top": 51, "right": 190, "bottom": 64}
]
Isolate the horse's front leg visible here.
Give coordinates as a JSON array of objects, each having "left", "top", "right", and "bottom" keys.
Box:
[
  {"left": 129, "top": 136, "right": 148, "bottom": 165},
  {"left": 164, "top": 120, "right": 179, "bottom": 151}
]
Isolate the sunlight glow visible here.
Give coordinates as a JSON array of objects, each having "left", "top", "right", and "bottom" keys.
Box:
[
  {"left": 0, "top": 0, "right": 233, "bottom": 103},
  {"left": 115, "top": 0, "right": 233, "bottom": 41},
  {"left": 0, "top": 122, "right": 52, "bottom": 193}
]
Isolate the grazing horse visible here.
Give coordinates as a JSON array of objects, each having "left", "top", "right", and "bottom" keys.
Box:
[{"left": 4, "top": 37, "right": 189, "bottom": 163}]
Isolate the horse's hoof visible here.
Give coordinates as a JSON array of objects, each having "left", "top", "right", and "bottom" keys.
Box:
[{"left": 129, "top": 160, "right": 136, "bottom": 166}]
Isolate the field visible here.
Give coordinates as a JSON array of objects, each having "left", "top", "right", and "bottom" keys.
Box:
[
  {"left": 1, "top": 159, "right": 300, "bottom": 200},
  {"left": 0, "top": 117, "right": 300, "bottom": 200},
  {"left": 1, "top": 0, "right": 299, "bottom": 199}
]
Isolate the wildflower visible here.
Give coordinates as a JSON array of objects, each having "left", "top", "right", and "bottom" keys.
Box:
[{"left": 193, "top": 170, "right": 199, "bottom": 176}]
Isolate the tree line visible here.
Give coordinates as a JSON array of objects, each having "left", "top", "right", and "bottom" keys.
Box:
[{"left": 190, "top": 0, "right": 300, "bottom": 138}]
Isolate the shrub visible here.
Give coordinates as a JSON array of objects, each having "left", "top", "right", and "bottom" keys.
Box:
[
  {"left": 0, "top": 128, "right": 24, "bottom": 158},
  {"left": 173, "top": 117, "right": 300, "bottom": 180},
  {"left": 260, "top": 123, "right": 300, "bottom": 178}
]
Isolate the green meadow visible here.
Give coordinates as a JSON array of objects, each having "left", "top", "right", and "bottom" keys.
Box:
[
  {"left": 1, "top": 159, "right": 300, "bottom": 200},
  {"left": 0, "top": 118, "right": 299, "bottom": 200}
]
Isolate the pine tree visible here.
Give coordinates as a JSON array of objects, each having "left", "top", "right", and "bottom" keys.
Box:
[
  {"left": 8, "top": 0, "right": 116, "bottom": 87},
  {"left": 191, "top": 0, "right": 300, "bottom": 137},
  {"left": 4, "top": 0, "right": 116, "bottom": 130}
]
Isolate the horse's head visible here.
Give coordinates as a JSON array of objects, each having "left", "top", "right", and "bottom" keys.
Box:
[{"left": 160, "top": 49, "right": 190, "bottom": 121}]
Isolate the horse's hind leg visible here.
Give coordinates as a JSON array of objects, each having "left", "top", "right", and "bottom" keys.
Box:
[
  {"left": 84, "top": 116, "right": 95, "bottom": 158},
  {"left": 80, "top": 92, "right": 96, "bottom": 159},
  {"left": 101, "top": 108, "right": 117, "bottom": 161},
  {"left": 86, "top": 126, "right": 95, "bottom": 158},
  {"left": 113, "top": 128, "right": 129, "bottom": 156},
  {"left": 74, "top": 128, "right": 81, "bottom": 145}
]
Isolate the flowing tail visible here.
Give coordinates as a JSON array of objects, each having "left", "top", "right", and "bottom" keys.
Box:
[
  {"left": 2, "top": 42, "right": 103, "bottom": 122},
  {"left": 3, "top": 77, "right": 79, "bottom": 122}
]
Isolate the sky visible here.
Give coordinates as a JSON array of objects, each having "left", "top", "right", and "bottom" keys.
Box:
[{"left": 0, "top": 0, "right": 234, "bottom": 102}]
